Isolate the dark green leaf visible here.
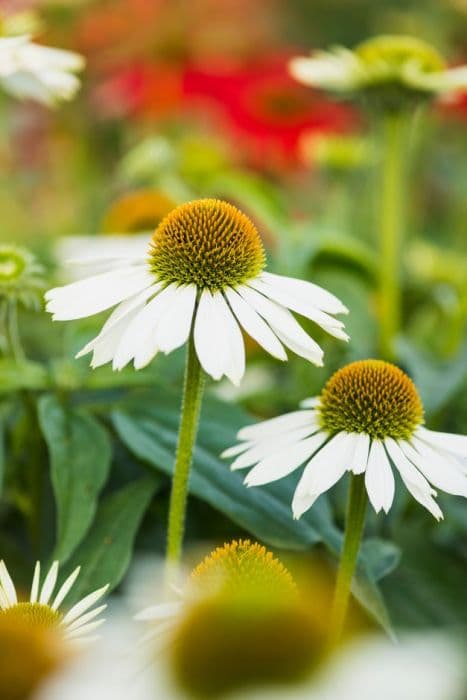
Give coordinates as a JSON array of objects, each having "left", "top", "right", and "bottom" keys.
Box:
[
  {"left": 38, "top": 395, "right": 112, "bottom": 563},
  {"left": 64, "top": 477, "right": 159, "bottom": 602}
]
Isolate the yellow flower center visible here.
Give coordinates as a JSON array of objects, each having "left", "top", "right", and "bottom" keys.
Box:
[
  {"left": 318, "top": 359, "right": 424, "bottom": 440},
  {"left": 0, "top": 616, "right": 67, "bottom": 700},
  {"left": 102, "top": 189, "right": 176, "bottom": 234},
  {"left": 189, "top": 539, "right": 297, "bottom": 599},
  {"left": 149, "top": 199, "right": 265, "bottom": 291},
  {"left": 356, "top": 35, "right": 446, "bottom": 76},
  {"left": 0, "top": 602, "right": 62, "bottom": 628}
]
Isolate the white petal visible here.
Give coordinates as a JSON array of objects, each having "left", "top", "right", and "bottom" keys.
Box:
[
  {"left": 292, "top": 432, "right": 352, "bottom": 518},
  {"left": 0, "top": 586, "right": 10, "bottom": 609},
  {"left": 194, "top": 290, "right": 229, "bottom": 381},
  {"left": 51, "top": 567, "right": 81, "bottom": 610},
  {"left": 299, "top": 397, "right": 320, "bottom": 408},
  {"left": 210, "top": 292, "right": 245, "bottom": 385},
  {"left": 248, "top": 276, "right": 349, "bottom": 340},
  {"left": 221, "top": 441, "right": 255, "bottom": 459},
  {"left": 225, "top": 287, "right": 287, "bottom": 361},
  {"left": 134, "top": 602, "right": 182, "bottom": 622},
  {"left": 365, "top": 441, "right": 395, "bottom": 514},
  {"left": 62, "top": 585, "right": 109, "bottom": 625},
  {"left": 349, "top": 433, "right": 371, "bottom": 475},
  {"left": 238, "top": 410, "right": 317, "bottom": 442},
  {"left": 46, "top": 265, "right": 153, "bottom": 320},
  {"left": 231, "top": 425, "right": 320, "bottom": 471},
  {"left": 260, "top": 271, "right": 348, "bottom": 315},
  {"left": 39, "top": 561, "right": 59, "bottom": 605},
  {"left": 289, "top": 52, "right": 359, "bottom": 91},
  {"left": 154, "top": 284, "right": 197, "bottom": 355},
  {"left": 0, "top": 561, "right": 17, "bottom": 606},
  {"left": 112, "top": 283, "right": 177, "bottom": 370},
  {"left": 385, "top": 438, "right": 443, "bottom": 520},
  {"left": 401, "top": 439, "right": 467, "bottom": 497},
  {"left": 244, "top": 432, "right": 328, "bottom": 487},
  {"left": 30, "top": 562, "right": 40, "bottom": 604},
  {"left": 417, "top": 427, "right": 467, "bottom": 459},
  {"left": 66, "top": 618, "right": 105, "bottom": 639},
  {"left": 237, "top": 285, "right": 324, "bottom": 365},
  {"left": 65, "top": 604, "right": 107, "bottom": 632}
]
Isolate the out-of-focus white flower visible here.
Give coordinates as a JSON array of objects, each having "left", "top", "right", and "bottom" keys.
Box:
[
  {"left": 290, "top": 35, "right": 467, "bottom": 107},
  {"left": 0, "top": 34, "right": 84, "bottom": 105},
  {"left": 224, "top": 360, "right": 467, "bottom": 519}
]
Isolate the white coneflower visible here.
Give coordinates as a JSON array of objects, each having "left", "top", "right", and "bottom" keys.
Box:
[
  {"left": 224, "top": 359, "right": 467, "bottom": 520},
  {"left": 0, "top": 560, "right": 108, "bottom": 644},
  {"left": 290, "top": 35, "right": 467, "bottom": 108},
  {"left": 46, "top": 198, "right": 348, "bottom": 386},
  {"left": 0, "top": 34, "right": 84, "bottom": 106}
]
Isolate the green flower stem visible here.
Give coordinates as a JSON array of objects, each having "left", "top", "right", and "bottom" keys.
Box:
[
  {"left": 6, "top": 300, "right": 25, "bottom": 361},
  {"left": 328, "top": 473, "right": 368, "bottom": 647},
  {"left": 378, "top": 110, "right": 411, "bottom": 360},
  {"left": 166, "top": 335, "right": 205, "bottom": 566}
]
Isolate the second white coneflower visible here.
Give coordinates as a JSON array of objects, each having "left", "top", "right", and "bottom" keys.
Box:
[{"left": 46, "top": 198, "right": 349, "bottom": 565}]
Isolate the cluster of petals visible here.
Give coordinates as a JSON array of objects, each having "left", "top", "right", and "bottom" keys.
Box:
[
  {"left": 46, "top": 256, "right": 348, "bottom": 386},
  {"left": 223, "top": 398, "right": 467, "bottom": 519}
]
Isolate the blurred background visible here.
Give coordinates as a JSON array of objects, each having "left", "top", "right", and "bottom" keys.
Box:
[{"left": 1, "top": 0, "right": 467, "bottom": 645}]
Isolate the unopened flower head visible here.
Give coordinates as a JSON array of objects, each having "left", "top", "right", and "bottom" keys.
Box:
[
  {"left": 0, "top": 560, "right": 108, "bottom": 645},
  {"left": 224, "top": 359, "right": 467, "bottom": 519},
  {"left": 290, "top": 34, "right": 467, "bottom": 110},
  {"left": 0, "top": 244, "right": 45, "bottom": 310},
  {"left": 102, "top": 189, "right": 177, "bottom": 234},
  {"left": 46, "top": 198, "right": 349, "bottom": 385}
]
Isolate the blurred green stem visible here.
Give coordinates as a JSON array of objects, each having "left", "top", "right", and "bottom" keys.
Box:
[
  {"left": 328, "top": 474, "right": 367, "bottom": 647},
  {"left": 5, "top": 300, "right": 25, "bottom": 361},
  {"left": 378, "top": 111, "right": 410, "bottom": 360},
  {"left": 166, "top": 335, "right": 205, "bottom": 568}
]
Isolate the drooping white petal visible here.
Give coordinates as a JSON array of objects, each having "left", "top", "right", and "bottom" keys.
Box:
[
  {"left": 30, "top": 562, "right": 40, "bottom": 604},
  {"left": 194, "top": 290, "right": 229, "bottom": 381},
  {"left": 225, "top": 287, "right": 287, "bottom": 361},
  {"left": 238, "top": 410, "right": 317, "bottom": 442},
  {"left": 401, "top": 439, "right": 467, "bottom": 497},
  {"left": 212, "top": 292, "right": 245, "bottom": 386},
  {"left": 237, "top": 285, "right": 324, "bottom": 365},
  {"left": 416, "top": 427, "right": 467, "bottom": 459},
  {"left": 292, "top": 432, "right": 353, "bottom": 518},
  {"left": 62, "top": 585, "right": 109, "bottom": 625},
  {"left": 299, "top": 397, "right": 320, "bottom": 408},
  {"left": 39, "top": 561, "right": 59, "bottom": 605},
  {"left": 45, "top": 265, "right": 153, "bottom": 320},
  {"left": 0, "top": 561, "right": 17, "bottom": 606},
  {"left": 230, "top": 425, "right": 319, "bottom": 471},
  {"left": 65, "top": 604, "right": 107, "bottom": 633},
  {"left": 248, "top": 275, "right": 349, "bottom": 340},
  {"left": 244, "top": 432, "right": 328, "bottom": 487},
  {"left": 289, "top": 50, "right": 361, "bottom": 91},
  {"left": 260, "top": 271, "right": 349, "bottom": 315},
  {"left": 221, "top": 441, "right": 255, "bottom": 459},
  {"left": 65, "top": 618, "right": 106, "bottom": 639},
  {"left": 51, "top": 566, "right": 81, "bottom": 611},
  {"left": 132, "top": 284, "right": 183, "bottom": 370},
  {"left": 385, "top": 438, "right": 443, "bottom": 520},
  {"left": 349, "top": 432, "right": 371, "bottom": 475},
  {"left": 364, "top": 440, "right": 395, "bottom": 514},
  {"left": 154, "top": 284, "right": 197, "bottom": 355},
  {"left": 111, "top": 283, "right": 177, "bottom": 370}
]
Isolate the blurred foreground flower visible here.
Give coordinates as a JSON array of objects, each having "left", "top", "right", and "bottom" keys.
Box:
[
  {"left": 225, "top": 359, "right": 467, "bottom": 519},
  {"left": 290, "top": 35, "right": 467, "bottom": 111},
  {"left": 0, "top": 31, "right": 84, "bottom": 106},
  {"left": 137, "top": 540, "right": 326, "bottom": 698},
  {"left": 46, "top": 198, "right": 348, "bottom": 382},
  {"left": 0, "top": 560, "right": 108, "bottom": 699}
]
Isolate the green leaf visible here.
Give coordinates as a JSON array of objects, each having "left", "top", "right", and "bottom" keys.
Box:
[
  {"left": 38, "top": 395, "right": 112, "bottom": 563},
  {"left": 64, "top": 477, "right": 159, "bottom": 603},
  {"left": 112, "top": 389, "right": 337, "bottom": 551}
]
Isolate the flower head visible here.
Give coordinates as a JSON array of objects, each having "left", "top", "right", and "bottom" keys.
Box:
[
  {"left": 0, "top": 33, "right": 84, "bottom": 106},
  {"left": 290, "top": 35, "right": 467, "bottom": 110},
  {"left": 102, "top": 189, "right": 177, "bottom": 234},
  {"left": 46, "top": 198, "right": 348, "bottom": 385},
  {"left": 224, "top": 359, "right": 467, "bottom": 519},
  {"left": 0, "top": 560, "right": 108, "bottom": 644},
  {"left": 0, "top": 244, "right": 44, "bottom": 310}
]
